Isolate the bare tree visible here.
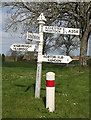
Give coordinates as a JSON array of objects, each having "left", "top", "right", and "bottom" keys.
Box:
[
  {"left": 7, "top": 49, "right": 23, "bottom": 62},
  {"left": 58, "top": 2, "right": 90, "bottom": 65},
  {"left": 53, "top": 35, "right": 80, "bottom": 56},
  {"left": 2, "top": 2, "right": 90, "bottom": 65}
]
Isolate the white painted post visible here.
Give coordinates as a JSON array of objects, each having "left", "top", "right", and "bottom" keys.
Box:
[
  {"left": 35, "top": 13, "right": 46, "bottom": 98},
  {"left": 46, "top": 72, "right": 55, "bottom": 112}
]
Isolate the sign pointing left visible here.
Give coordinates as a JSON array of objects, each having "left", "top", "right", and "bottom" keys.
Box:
[{"left": 10, "top": 44, "right": 36, "bottom": 51}]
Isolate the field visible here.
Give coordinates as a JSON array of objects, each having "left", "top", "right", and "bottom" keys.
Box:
[{"left": 2, "top": 61, "right": 89, "bottom": 118}]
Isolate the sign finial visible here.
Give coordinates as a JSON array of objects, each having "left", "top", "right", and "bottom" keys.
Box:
[{"left": 37, "top": 13, "right": 46, "bottom": 21}]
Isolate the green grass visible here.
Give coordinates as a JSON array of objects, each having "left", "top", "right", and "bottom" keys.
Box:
[{"left": 2, "top": 61, "right": 89, "bottom": 118}]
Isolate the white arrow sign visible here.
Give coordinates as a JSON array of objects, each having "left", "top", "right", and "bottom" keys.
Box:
[
  {"left": 26, "top": 32, "right": 40, "bottom": 41},
  {"left": 43, "top": 26, "right": 80, "bottom": 35},
  {"left": 10, "top": 44, "right": 36, "bottom": 51},
  {"left": 38, "top": 55, "right": 72, "bottom": 63}
]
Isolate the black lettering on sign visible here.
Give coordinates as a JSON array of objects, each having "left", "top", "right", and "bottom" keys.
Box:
[
  {"left": 43, "top": 55, "right": 47, "bottom": 58},
  {"left": 53, "top": 56, "right": 56, "bottom": 58},
  {"left": 14, "top": 48, "right": 16, "bottom": 50},
  {"left": 69, "top": 30, "right": 78, "bottom": 33},
  {"left": 47, "top": 58, "right": 62, "bottom": 63},
  {"left": 61, "top": 56, "right": 64, "bottom": 59},
  {"left": 63, "top": 28, "right": 67, "bottom": 34},
  {"left": 75, "top": 30, "right": 78, "bottom": 33},
  {"left": 47, "top": 56, "right": 50, "bottom": 58},
  {"left": 69, "top": 30, "right": 71, "bottom": 33},
  {"left": 22, "top": 45, "right": 24, "bottom": 47},
  {"left": 45, "top": 26, "right": 47, "bottom": 30},
  {"left": 48, "top": 59, "right": 50, "bottom": 62},
  {"left": 58, "top": 56, "right": 60, "bottom": 59}
]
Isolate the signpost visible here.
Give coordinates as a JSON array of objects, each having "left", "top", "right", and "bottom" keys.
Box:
[
  {"left": 10, "top": 13, "right": 80, "bottom": 101},
  {"left": 35, "top": 13, "right": 46, "bottom": 98},
  {"left": 10, "top": 44, "right": 36, "bottom": 51},
  {"left": 34, "top": 13, "right": 80, "bottom": 99}
]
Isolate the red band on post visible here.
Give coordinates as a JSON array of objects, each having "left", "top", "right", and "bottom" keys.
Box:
[{"left": 46, "top": 80, "right": 55, "bottom": 87}]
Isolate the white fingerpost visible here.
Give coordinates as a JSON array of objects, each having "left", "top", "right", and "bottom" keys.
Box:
[
  {"left": 46, "top": 72, "right": 55, "bottom": 112},
  {"left": 35, "top": 13, "right": 46, "bottom": 98}
]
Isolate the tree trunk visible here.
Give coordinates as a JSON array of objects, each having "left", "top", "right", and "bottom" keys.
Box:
[
  {"left": 79, "top": 24, "right": 89, "bottom": 66},
  {"left": 66, "top": 47, "right": 69, "bottom": 56},
  {"left": 14, "top": 56, "right": 17, "bottom": 62}
]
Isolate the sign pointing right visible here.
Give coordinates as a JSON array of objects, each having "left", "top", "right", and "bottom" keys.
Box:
[
  {"left": 43, "top": 26, "right": 80, "bottom": 35},
  {"left": 38, "top": 55, "right": 72, "bottom": 63}
]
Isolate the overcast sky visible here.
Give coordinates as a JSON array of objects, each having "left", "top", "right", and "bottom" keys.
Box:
[{"left": 0, "top": 6, "right": 91, "bottom": 56}]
